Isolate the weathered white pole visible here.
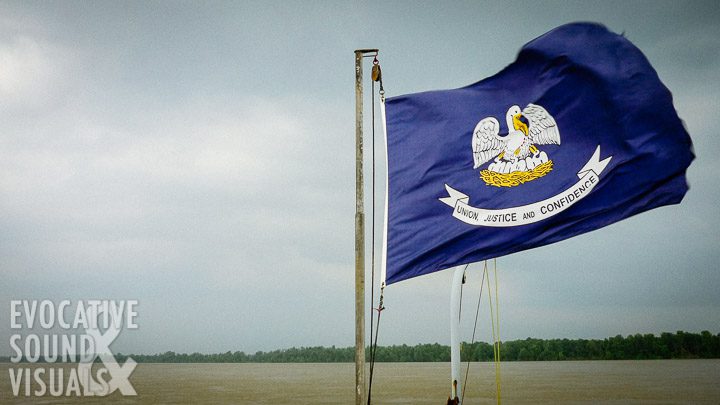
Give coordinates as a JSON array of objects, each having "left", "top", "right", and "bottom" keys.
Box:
[
  {"left": 355, "top": 48, "right": 376, "bottom": 405},
  {"left": 450, "top": 266, "right": 465, "bottom": 404},
  {"left": 354, "top": 49, "right": 366, "bottom": 405}
]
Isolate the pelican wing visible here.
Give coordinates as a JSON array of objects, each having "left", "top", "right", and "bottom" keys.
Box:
[
  {"left": 523, "top": 104, "right": 561, "bottom": 146},
  {"left": 472, "top": 117, "right": 505, "bottom": 169}
]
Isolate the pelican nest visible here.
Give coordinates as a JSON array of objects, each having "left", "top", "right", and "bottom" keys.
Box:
[{"left": 480, "top": 160, "right": 553, "bottom": 187}]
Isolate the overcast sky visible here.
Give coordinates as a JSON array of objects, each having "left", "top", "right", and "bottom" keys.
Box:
[{"left": 1, "top": 1, "right": 718, "bottom": 355}]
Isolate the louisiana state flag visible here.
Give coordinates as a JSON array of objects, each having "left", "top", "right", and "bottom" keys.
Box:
[{"left": 382, "top": 22, "right": 694, "bottom": 285}]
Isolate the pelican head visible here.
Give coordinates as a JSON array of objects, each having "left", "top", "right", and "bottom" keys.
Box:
[{"left": 505, "top": 105, "right": 522, "bottom": 132}]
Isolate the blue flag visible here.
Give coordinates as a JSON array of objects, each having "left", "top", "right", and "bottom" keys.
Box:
[{"left": 382, "top": 22, "right": 694, "bottom": 285}]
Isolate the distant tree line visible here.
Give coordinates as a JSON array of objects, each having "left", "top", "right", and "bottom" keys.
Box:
[
  {"left": 121, "top": 331, "right": 720, "bottom": 363},
  {"left": 464, "top": 330, "right": 720, "bottom": 362},
  {"left": 2, "top": 331, "right": 718, "bottom": 363}
]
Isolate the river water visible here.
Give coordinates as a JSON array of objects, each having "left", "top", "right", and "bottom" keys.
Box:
[{"left": 2, "top": 360, "right": 719, "bottom": 404}]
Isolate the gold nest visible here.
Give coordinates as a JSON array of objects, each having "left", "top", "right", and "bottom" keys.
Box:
[{"left": 480, "top": 160, "right": 553, "bottom": 187}]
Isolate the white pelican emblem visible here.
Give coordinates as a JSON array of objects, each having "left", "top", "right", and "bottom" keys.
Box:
[{"left": 472, "top": 104, "right": 561, "bottom": 187}]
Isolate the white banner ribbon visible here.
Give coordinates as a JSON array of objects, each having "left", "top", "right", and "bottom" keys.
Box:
[{"left": 440, "top": 145, "right": 612, "bottom": 227}]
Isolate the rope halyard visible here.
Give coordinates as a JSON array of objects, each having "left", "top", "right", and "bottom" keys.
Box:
[
  {"left": 494, "top": 258, "right": 501, "bottom": 404},
  {"left": 461, "top": 262, "right": 487, "bottom": 403},
  {"left": 367, "top": 285, "right": 385, "bottom": 405},
  {"left": 461, "top": 260, "right": 501, "bottom": 405},
  {"left": 369, "top": 59, "right": 377, "bottom": 379},
  {"left": 487, "top": 259, "right": 501, "bottom": 405},
  {"left": 366, "top": 52, "right": 384, "bottom": 405}
]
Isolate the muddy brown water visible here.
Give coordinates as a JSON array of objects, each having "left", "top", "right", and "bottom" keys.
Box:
[{"left": 2, "top": 360, "right": 719, "bottom": 404}]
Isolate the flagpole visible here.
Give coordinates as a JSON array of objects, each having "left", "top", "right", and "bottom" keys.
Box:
[
  {"left": 355, "top": 48, "right": 377, "bottom": 405},
  {"left": 450, "top": 266, "right": 465, "bottom": 404}
]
